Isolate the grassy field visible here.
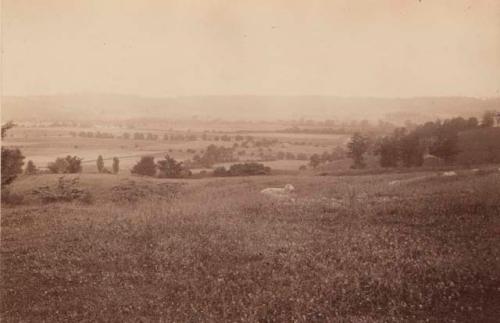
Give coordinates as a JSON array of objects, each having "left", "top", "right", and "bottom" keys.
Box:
[
  {"left": 1, "top": 170, "right": 499, "bottom": 322},
  {"left": 3, "top": 127, "right": 349, "bottom": 173}
]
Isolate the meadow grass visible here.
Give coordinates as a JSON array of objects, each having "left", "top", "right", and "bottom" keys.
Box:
[{"left": 1, "top": 172, "right": 499, "bottom": 322}]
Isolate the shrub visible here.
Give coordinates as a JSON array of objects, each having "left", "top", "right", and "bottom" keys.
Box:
[
  {"left": 131, "top": 156, "right": 156, "bottom": 176},
  {"left": 33, "top": 177, "right": 92, "bottom": 204}
]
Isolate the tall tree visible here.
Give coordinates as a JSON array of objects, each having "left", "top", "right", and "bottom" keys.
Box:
[
  {"left": 309, "top": 154, "right": 321, "bottom": 168},
  {"left": 96, "top": 155, "right": 104, "bottom": 173},
  {"left": 1, "top": 122, "right": 25, "bottom": 187},
  {"left": 347, "top": 133, "right": 370, "bottom": 169},
  {"left": 25, "top": 160, "right": 38, "bottom": 175},
  {"left": 112, "top": 157, "right": 120, "bottom": 174}
]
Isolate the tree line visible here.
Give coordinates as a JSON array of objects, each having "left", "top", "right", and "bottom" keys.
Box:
[{"left": 346, "top": 111, "right": 498, "bottom": 169}]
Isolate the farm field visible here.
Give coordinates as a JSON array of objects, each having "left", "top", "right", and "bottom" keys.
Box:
[
  {"left": 1, "top": 171, "right": 499, "bottom": 322},
  {"left": 2, "top": 126, "right": 349, "bottom": 172}
]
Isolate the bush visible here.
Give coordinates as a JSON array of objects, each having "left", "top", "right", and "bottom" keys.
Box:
[
  {"left": 33, "top": 177, "right": 92, "bottom": 204},
  {"left": 131, "top": 156, "right": 156, "bottom": 176}
]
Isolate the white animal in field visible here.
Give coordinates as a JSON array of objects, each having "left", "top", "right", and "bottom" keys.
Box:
[
  {"left": 472, "top": 168, "right": 480, "bottom": 173},
  {"left": 389, "top": 180, "right": 400, "bottom": 186},
  {"left": 261, "top": 184, "right": 295, "bottom": 198},
  {"left": 442, "top": 171, "right": 457, "bottom": 177}
]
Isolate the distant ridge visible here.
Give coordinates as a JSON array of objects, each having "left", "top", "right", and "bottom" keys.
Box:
[{"left": 2, "top": 94, "right": 499, "bottom": 122}]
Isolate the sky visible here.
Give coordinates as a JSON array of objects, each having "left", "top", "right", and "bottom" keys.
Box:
[{"left": 2, "top": 0, "right": 500, "bottom": 97}]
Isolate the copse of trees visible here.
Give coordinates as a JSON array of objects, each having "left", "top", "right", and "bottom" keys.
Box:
[
  {"left": 213, "top": 162, "right": 271, "bottom": 177},
  {"left": 75, "top": 131, "right": 115, "bottom": 139},
  {"left": 375, "top": 114, "right": 488, "bottom": 168},
  {"left": 157, "top": 155, "right": 191, "bottom": 178},
  {"left": 130, "top": 155, "right": 191, "bottom": 178},
  {"left": 134, "top": 133, "right": 145, "bottom": 140},
  {"left": 254, "top": 138, "right": 278, "bottom": 148},
  {"left": 47, "top": 156, "right": 83, "bottom": 174},
  {"left": 192, "top": 144, "right": 235, "bottom": 168},
  {"left": 309, "top": 147, "right": 347, "bottom": 168}
]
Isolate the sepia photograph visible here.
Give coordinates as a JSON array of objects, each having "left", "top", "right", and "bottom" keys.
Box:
[{"left": 1, "top": 0, "right": 499, "bottom": 321}]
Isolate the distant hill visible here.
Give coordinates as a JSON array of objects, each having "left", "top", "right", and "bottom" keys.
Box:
[{"left": 2, "top": 94, "right": 499, "bottom": 122}]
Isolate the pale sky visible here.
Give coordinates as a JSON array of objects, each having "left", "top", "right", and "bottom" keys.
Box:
[{"left": 2, "top": 0, "right": 500, "bottom": 97}]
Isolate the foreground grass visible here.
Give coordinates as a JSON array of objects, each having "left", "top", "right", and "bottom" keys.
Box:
[{"left": 1, "top": 172, "right": 500, "bottom": 322}]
